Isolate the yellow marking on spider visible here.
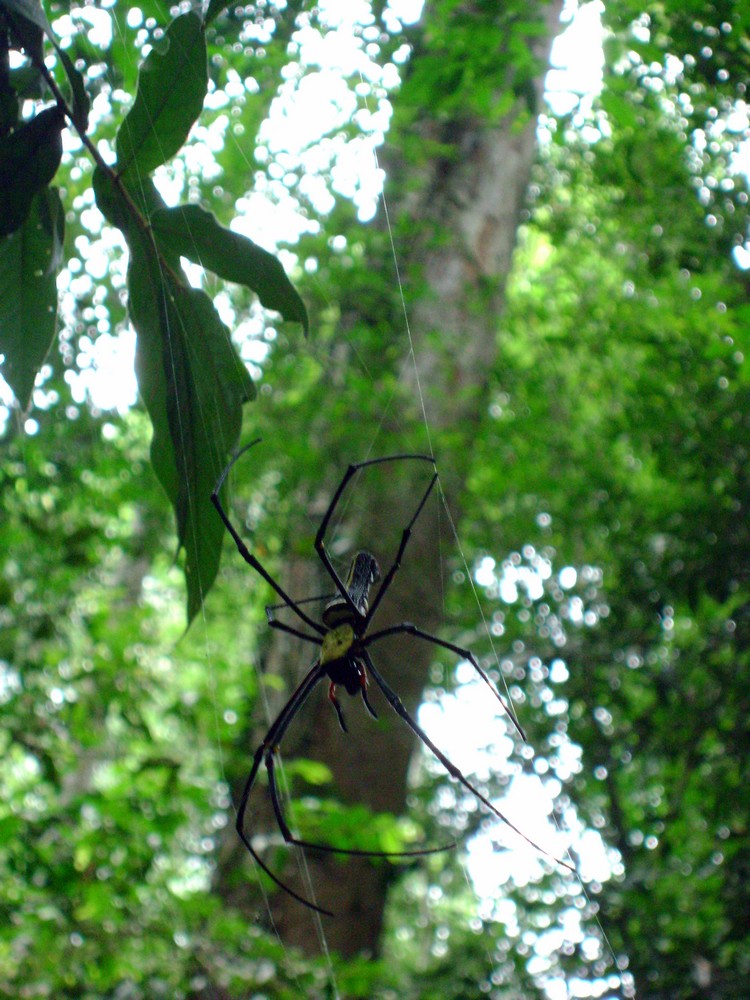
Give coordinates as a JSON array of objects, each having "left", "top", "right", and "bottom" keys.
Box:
[{"left": 321, "top": 623, "right": 355, "bottom": 664}]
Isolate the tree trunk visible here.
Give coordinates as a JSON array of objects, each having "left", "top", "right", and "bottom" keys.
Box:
[{"left": 216, "top": 0, "right": 565, "bottom": 966}]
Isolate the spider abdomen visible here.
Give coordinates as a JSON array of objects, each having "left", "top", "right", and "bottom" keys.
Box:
[
  {"left": 327, "top": 657, "right": 365, "bottom": 697},
  {"left": 322, "top": 551, "right": 380, "bottom": 626}
]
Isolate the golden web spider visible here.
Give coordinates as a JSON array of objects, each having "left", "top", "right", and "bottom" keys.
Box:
[{"left": 212, "top": 443, "right": 565, "bottom": 915}]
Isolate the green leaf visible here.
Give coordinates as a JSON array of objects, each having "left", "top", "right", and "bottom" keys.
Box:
[
  {"left": 93, "top": 162, "right": 162, "bottom": 233},
  {"left": 0, "top": 81, "right": 19, "bottom": 138},
  {"left": 0, "top": 0, "right": 43, "bottom": 68},
  {"left": 0, "top": 0, "right": 52, "bottom": 36},
  {"left": 0, "top": 186, "right": 63, "bottom": 409},
  {"left": 93, "top": 166, "right": 255, "bottom": 622},
  {"left": 150, "top": 205, "right": 309, "bottom": 333},
  {"left": 115, "top": 12, "right": 207, "bottom": 177},
  {"left": 599, "top": 88, "right": 639, "bottom": 131},
  {"left": 130, "top": 251, "right": 255, "bottom": 621},
  {"left": 203, "top": 0, "right": 231, "bottom": 25},
  {"left": 0, "top": 105, "right": 64, "bottom": 237},
  {"left": 287, "top": 759, "right": 334, "bottom": 786},
  {"left": 57, "top": 50, "right": 89, "bottom": 133},
  {"left": 3, "top": 0, "right": 88, "bottom": 132}
]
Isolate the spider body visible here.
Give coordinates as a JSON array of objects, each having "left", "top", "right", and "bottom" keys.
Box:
[
  {"left": 319, "top": 552, "right": 381, "bottom": 729},
  {"left": 320, "top": 627, "right": 377, "bottom": 730},
  {"left": 319, "top": 622, "right": 357, "bottom": 666},
  {"left": 212, "top": 443, "right": 564, "bottom": 917}
]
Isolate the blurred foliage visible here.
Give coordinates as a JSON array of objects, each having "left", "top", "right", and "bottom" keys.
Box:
[{"left": 1, "top": 0, "right": 750, "bottom": 998}]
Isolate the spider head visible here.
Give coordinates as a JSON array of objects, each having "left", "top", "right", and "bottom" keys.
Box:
[{"left": 323, "top": 551, "right": 380, "bottom": 626}]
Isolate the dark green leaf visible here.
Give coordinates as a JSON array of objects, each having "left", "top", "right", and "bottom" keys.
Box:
[
  {"left": 203, "top": 0, "right": 231, "bottom": 25},
  {"left": 92, "top": 163, "right": 134, "bottom": 231},
  {"left": 0, "top": 60, "right": 19, "bottom": 135},
  {"left": 3, "top": 0, "right": 88, "bottom": 132},
  {"left": 93, "top": 163, "right": 167, "bottom": 233},
  {"left": 93, "top": 166, "right": 255, "bottom": 621},
  {"left": 57, "top": 50, "right": 90, "bottom": 133},
  {"left": 1, "top": 0, "right": 44, "bottom": 69},
  {"left": 115, "top": 12, "right": 207, "bottom": 177},
  {"left": 129, "top": 243, "right": 255, "bottom": 621},
  {"left": 0, "top": 186, "right": 63, "bottom": 409},
  {"left": 600, "top": 88, "right": 639, "bottom": 131},
  {"left": 7, "top": 62, "right": 45, "bottom": 105},
  {"left": 0, "top": 105, "right": 64, "bottom": 236},
  {"left": 150, "top": 205, "right": 309, "bottom": 333},
  {"left": 0, "top": 0, "right": 51, "bottom": 36}
]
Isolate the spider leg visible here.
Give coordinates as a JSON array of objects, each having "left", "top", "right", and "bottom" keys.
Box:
[
  {"left": 361, "top": 651, "right": 574, "bottom": 873},
  {"left": 266, "top": 593, "right": 337, "bottom": 613},
  {"left": 211, "top": 441, "right": 325, "bottom": 636},
  {"left": 236, "top": 660, "right": 334, "bottom": 915},
  {"left": 266, "top": 599, "right": 329, "bottom": 645},
  {"left": 327, "top": 683, "right": 349, "bottom": 732},
  {"left": 253, "top": 661, "right": 454, "bottom": 871},
  {"left": 235, "top": 656, "right": 443, "bottom": 916},
  {"left": 266, "top": 745, "right": 456, "bottom": 863},
  {"left": 365, "top": 623, "right": 525, "bottom": 741},
  {"left": 266, "top": 618, "right": 324, "bottom": 645},
  {"left": 236, "top": 743, "right": 334, "bottom": 916},
  {"left": 327, "top": 662, "right": 379, "bottom": 730},
  {"left": 365, "top": 470, "right": 438, "bottom": 624},
  {"left": 360, "top": 679, "right": 379, "bottom": 720},
  {"left": 314, "top": 453, "right": 437, "bottom": 617}
]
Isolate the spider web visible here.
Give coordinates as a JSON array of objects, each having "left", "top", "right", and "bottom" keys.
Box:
[
  {"left": 354, "top": 37, "right": 625, "bottom": 1000},
  {"left": 148, "top": 15, "right": 622, "bottom": 1000}
]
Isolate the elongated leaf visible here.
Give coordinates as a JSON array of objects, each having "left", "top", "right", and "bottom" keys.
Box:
[
  {"left": 0, "top": 0, "right": 51, "bottom": 36},
  {"left": 0, "top": 186, "right": 63, "bottom": 409},
  {"left": 3, "top": 0, "right": 89, "bottom": 131},
  {"left": 57, "top": 50, "right": 89, "bottom": 133},
  {"left": 94, "top": 161, "right": 167, "bottom": 232},
  {"left": 116, "top": 12, "right": 207, "bottom": 177},
  {"left": 131, "top": 250, "right": 255, "bottom": 621},
  {"left": 1, "top": 0, "right": 45, "bottom": 68},
  {"left": 150, "top": 205, "right": 309, "bottom": 333},
  {"left": 0, "top": 105, "right": 64, "bottom": 237},
  {"left": 203, "top": 0, "right": 231, "bottom": 25},
  {"left": 93, "top": 166, "right": 255, "bottom": 621}
]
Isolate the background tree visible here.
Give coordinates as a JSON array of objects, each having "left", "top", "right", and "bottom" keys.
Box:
[{"left": 217, "top": 0, "right": 567, "bottom": 956}]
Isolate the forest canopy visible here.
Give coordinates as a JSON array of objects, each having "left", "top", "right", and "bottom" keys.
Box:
[{"left": 1, "top": 1, "right": 749, "bottom": 998}]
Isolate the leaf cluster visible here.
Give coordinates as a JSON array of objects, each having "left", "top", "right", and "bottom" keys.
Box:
[{"left": 0, "top": 0, "right": 308, "bottom": 621}]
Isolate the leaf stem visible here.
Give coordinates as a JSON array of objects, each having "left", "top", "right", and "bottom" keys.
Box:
[{"left": 25, "top": 32, "right": 183, "bottom": 287}]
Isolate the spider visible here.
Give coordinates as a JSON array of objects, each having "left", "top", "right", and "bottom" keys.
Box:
[{"left": 212, "top": 442, "right": 564, "bottom": 915}]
